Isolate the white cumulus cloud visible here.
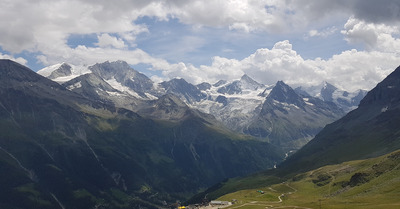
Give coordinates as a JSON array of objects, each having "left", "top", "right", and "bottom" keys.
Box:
[
  {"left": 1, "top": 0, "right": 400, "bottom": 93},
  {"left": 96, "top": 34, "right": 127, "bottom": 49},
  {"left": 308, "top": 27, "right": 337, "bottom": 38},
  {"left": 158, "top": 40, "right": 400, "bottom": 92},
  {"left": 0, "top": 53, "right": 28, "bottom": 65},
  {"left": 342, "top": 17, "right": 400, "bottom": 52}
]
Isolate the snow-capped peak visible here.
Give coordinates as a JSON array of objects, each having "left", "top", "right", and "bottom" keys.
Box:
[
  {"left": 37, "top": 63, "right": 65, "bottom": 77},
  {"left": 240, "top": 74, "right": 264, "bottom": 90},
  {"left": 37, "top": 63, "right": 91, "bottom": 83},
  {"left": 296, "top": 81, "right": 367, "bottom": 112}
]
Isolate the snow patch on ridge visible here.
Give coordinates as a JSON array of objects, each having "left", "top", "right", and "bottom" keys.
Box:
[
  {"left": 106, "top": 77, "right": 141, "bottom": 98},
  {"left": 303, "top": 98, "right": 314, "bottom": 106},
  {"left": 66, "top": 81, "right": 82, "bottom": 90}
]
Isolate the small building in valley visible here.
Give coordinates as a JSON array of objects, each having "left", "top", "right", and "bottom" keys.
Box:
[{"left": 210, "top": 201, "right": 230, "bottom": 206}]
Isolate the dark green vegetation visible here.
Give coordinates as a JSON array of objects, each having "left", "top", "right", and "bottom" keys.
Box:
[
  {"left": 189, "top": 65, "right": 400, "bottom": 204},
  {"left": 217, "top": 149, "right": 400, "bottom": 209},
  {"left": 0, "top": 60, "right": 283, "bottom": 208}
]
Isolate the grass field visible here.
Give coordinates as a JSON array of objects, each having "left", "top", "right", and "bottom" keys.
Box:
[{"left": 216, "top": 150, "right": 400, "bottom": 209}]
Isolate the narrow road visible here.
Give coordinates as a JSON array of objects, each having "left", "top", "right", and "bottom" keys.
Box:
[
  {"left": 278, "top": 194, "right": 284, "bottom": 203},
  {"left": 227, "top": 183, "right": 312, "bottom": 209}
]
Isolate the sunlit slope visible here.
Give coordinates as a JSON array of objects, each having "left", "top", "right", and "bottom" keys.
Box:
[{"left": 217, "top": 149, "right": 400, "bottom": 209}]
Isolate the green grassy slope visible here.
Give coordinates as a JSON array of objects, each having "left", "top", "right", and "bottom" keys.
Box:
[{"left": 216, "top": 149, "right": 400, "bottom": 209}]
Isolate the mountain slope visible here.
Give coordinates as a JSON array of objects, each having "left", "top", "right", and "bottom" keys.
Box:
[
  {"left": 215, "top": 149, "right": 400, "bottom": 209},
  {"left": 62, "top": 72, "right": 143, "bottom": 111},
  {"left": 188, "top": 65, "right": 400, "bottom": 203},
  {"left": 0, "top": 59, "right": 284, "bottom": 208},
  {"left": 279, "top": 65, "right": 400, "bottom": 173}
]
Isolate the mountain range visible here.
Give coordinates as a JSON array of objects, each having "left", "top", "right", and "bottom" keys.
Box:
[
  {"left": 38, "top": 60, "right": 366, "bottom": 151},
  {"left": 0, "top": 58, "right": 375, "bottom": 208}
]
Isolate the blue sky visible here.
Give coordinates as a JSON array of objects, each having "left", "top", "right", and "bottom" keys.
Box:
[{"left": 1, "top": 0, "right": 400, "bottom": 91}]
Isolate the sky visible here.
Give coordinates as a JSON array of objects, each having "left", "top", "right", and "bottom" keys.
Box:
[{"left": 1, "top": 0, "right": 400, "bottom": 91}]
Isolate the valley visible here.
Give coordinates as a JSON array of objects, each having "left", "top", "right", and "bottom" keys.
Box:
[
  {"left": 187, "top": 64, "right": 400, "bottom": 208},
  {"left": 1, "top": 1, "right": 400, "bottom": 209},
  {"left": 1, "top": 59, "right": 399, "bottom": 208}
]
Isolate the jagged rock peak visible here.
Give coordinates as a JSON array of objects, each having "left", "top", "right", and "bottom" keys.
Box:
[
  {"left": 322, "top": 81, "right": 337, "bottom": 90},
  {"left": 213, "top": 80, "right": 227, "bottom": 87},
  {"left": 240, "top": 74, "right": 264, "bottom": 90},
  {"left": 197, "top": 82, "right": 212, "bottom": 91},
  {"left": 89, "top": 60, "right": 134, "bottom": 79},
  {"left": 320, "top": 81, "right": 337, "bottom": 102},
  {"left": 160, "top": 78, "right": 207, "bottom": 103},
  {"left": 267, "top": 81, "right": 305, "bottom": 106},
  {"left": 240, "top": 74, "right": 255, "bottom": 82}
]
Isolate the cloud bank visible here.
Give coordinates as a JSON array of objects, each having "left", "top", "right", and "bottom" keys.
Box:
[
  {"left": 0, "top": 0, "right": 399, "bottom": 91},
  {"left": 159, "top": 40, "right": 399, "bottom": 91}
]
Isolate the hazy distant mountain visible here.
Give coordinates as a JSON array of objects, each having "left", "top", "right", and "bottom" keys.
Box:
[
  {"left": 217, "top": 74, "right": 264, "bottom": 95},
  {"left": 296, "top": 81, "right": 368, "bottom": 112},
  {"left": 160, "top": 78, "right": 207, "bottom": 104},
  {"left": 196, "top": 82, "right": 212, "bottom": 91},
  {"left": 213, "top": 80, "right": 228, "bottom": 87}
]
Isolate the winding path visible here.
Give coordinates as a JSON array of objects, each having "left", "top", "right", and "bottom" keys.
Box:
[{"left": 227, "top": 183, "right": 312, "bottom": 209}]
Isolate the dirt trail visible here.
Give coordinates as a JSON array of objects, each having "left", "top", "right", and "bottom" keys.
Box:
[{"left": 226, "top": 183, "right": 312, "bottom": 209}]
